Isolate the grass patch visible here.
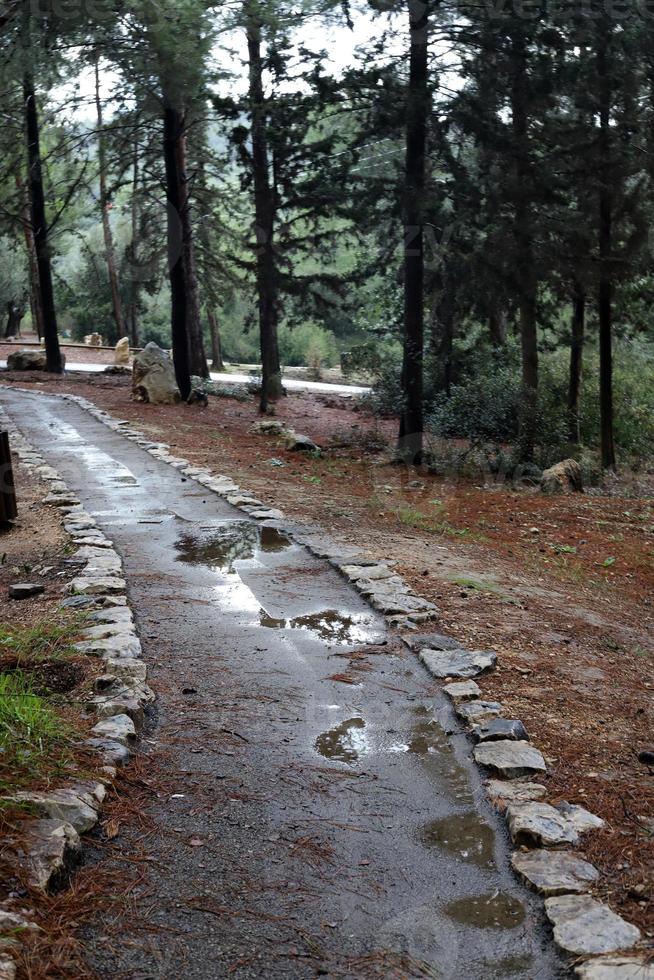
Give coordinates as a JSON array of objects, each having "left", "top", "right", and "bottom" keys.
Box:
[
  {"left": 0, "top": 671, "right": 72, "bottom": 790},
  {"left": 0, "top": 616, "right": 84, "bottom": 666},
  {"left": 397, "top": 507, "right": 488, "bottom": 542},
  {"left": 449, "top": 575, "right": 505, "bottom": 595}
]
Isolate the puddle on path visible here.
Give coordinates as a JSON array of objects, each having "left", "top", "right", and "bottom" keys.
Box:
[
  {"left": 419, "top": 813, "right": 496, "bottom": 868},
  {"left": 315, "top": 717, "right": 367, "bottom": 763},
  {"left": 175, "top": 524, "right": 291, "bottom": 572},
  {"left": 443, "top": 891, "right": 525, "bottom": 930},
  {"left": 260, "top": 609, "right": 377, "bottom": 645}
]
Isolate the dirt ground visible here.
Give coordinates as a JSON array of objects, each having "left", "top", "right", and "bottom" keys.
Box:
[
  {"left": 0, "top": 463, "right": 100, "bottom": 847},
  {"left": 1, "top": 368, "right": 652, "bottom": 942}
]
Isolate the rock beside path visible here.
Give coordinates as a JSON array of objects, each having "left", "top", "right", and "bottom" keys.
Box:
[
  {"left": 575, "top": 957, "right": 654, "bottom": 979},
  {"left": 472, "top": 718, "right": 528, "bottom": 742},
  {"left": 114, "top": 337, "right": 130, "bottom": 365},
  {"left": 473, "top": 740, "right": 546, "bottom": 778},
  {"left": 8, "top": 583, "right": 44, "bottom": 600},
  {"left": 545, "top": 894, "right": 641, "bottom": 956},
  {"left": 19, "top": 819, "right": 81, "bottom": 891},
  {"left": 512, "top": 849, "right": 599, "bottom": 895},
  {"left": 132, "top": 343, "right": 180, "bottom": 405},
  {"left": 421, "top": 648, "right": 497, "bottom": 679},
  {"left": 6, "top": 349, "right": 66, "bottom": 372},
  {"left": 507, "top": 802, "right": 579, "bottom": 846},
  {"left": 485, "top": 779, "right": 547, "bottom": 808}
]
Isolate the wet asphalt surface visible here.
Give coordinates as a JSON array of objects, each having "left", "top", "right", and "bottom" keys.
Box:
[{"left": 1, "top": 390, "right": 565, "bottom": 979}]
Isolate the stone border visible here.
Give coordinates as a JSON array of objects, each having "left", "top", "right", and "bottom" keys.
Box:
[
  {"left": 1, "top": 387, "right": 651, "bottom": 977},
  {"left": 0, "top": 406, "right": 153, "bottom": 980}
]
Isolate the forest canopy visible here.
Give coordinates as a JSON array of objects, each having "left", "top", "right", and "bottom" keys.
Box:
[{"left": 1, "top": 0, "right": 653, "bottom": 467}]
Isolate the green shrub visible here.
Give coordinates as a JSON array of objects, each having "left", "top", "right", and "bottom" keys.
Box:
[{"left": 278, "top": 322, "right": 339, "bottom": 369}]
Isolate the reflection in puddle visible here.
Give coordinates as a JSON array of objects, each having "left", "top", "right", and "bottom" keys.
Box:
[
  {"left": 260, "top": 609, "right": 377, "bottom": 645},
  {"left": 407, "top": 718, "right": 442, "bottom": 754},
  {"left": 444, "top": 892, "right": 525, "bottom": 930},
  {"left": 315, "top": 717, "right": 366, "bottom": 763},
  {"left": 419, "top": 813, "right": 495, "bottom": 867},
  {"left": 175, "top": 524, "right": 291, "bottom": 572},
  {"left": 478, "top": 954, "right": 534, "bottom": 977}
]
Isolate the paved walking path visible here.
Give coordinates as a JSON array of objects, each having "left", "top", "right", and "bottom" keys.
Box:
[
  {"left": 0, "top": 389, "right": 562, "bottom": 979},
  {"left": 0, "top": 361, "right": 371, "bottom": 396}
]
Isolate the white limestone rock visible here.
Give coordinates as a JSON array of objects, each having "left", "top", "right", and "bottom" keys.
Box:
[
  {"left": 545, "top": 895, "right": 641, "bottom": 956},
  {"left": 512, "top": 849, "right": 599, "bottom": 896}
]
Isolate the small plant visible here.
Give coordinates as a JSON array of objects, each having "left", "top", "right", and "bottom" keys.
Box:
[
  {"left": 0, "top": 672, "right": 72, "bottom": 789},
  {"left": 0, "top": 617, "right": 84, "bottom": 666}
]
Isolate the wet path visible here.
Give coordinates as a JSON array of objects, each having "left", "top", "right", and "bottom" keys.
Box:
[{"left": 1, "top": 390, "right": 562, "bottom": 979}]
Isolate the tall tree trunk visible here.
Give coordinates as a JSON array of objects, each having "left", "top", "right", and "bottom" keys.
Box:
[
  {"left": 4, "top": 302, "right": 23, "bottom": 338},
  {"left": 597, "top": 23, "right": 616, "bottom": 470},
  {"left": 207, "top": 308, "right": 224, "bottom": 371},
  {"left": 15, "top": 173, "right": 43, "bottom": 339},
  {"left": 510, "top": 26, "right": 538, "bottom": 462},
  {"left": 176, "top": 124, "right": 208, "bottom": 379},
  {"left": 398, "top": 0, "right": 429, "bottom": 462},
  {"left": 246, "top": 8, "right": 283, "bottom": 412},
  {"left": 126, "top": 138, "right": 140, "bottom": 348},
  {"left": 488, "top": 306, "right": 506, "bottom": 347},
  {"left": 567, "top": 282, "right": 585, "bottom": 445},
  {"left": 437, "top": 266, "right": 455, "bottom": 397},
  {"left": 22, "top": 72, "right": 63, "bottom": 373},
  {"left": 163, "top": 102, "right": 191, "bottom": 401},
  {"left": 94, "top": 56, "right": 124, "bottom": 345}
]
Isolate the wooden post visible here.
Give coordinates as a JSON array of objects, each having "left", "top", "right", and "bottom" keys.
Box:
[{"left": 0, "top": 431, "right": 18, "bottom": 523}]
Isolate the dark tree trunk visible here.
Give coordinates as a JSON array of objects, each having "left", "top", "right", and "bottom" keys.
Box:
[
  {"left": 127, "top": 138, "right": 140, "bottom": 348},
  {"left": 4, "top": 302, "right": 22, "bottom": 338},
  {"left": 163, "top": 103, "right": 191, "bottom": 401},
  {"left": 597, "top": 23, "right": 616, "bottom": 470},
  {"left": 95, "top": 57, "right": 124, "bottom": 346},
  {"left": 15, "top": 173, "right": 44, "bottom": 339},
  {"left": 23, "top": 73, "right": 63, "bottom": 373},
  {"left": 398, "top": 0, "right": 429, "bottom": 462},
  {"left": 488, "top": 307, "right": 506, "bottom": 347},
  {"left": 176, "top": 125, "right": 208, "bottom": 379},
  {"left": 246, "top": 9, "right": 283, "bottom": 412},
  {"left": 510, "top": 27, "right": 538, "bottom": 462},
  {"left": 567, "top": 282, "right": 585, "bottom": 445},
  {"left": 207, "top": 308, "right": 224, "bottom": 371},
  {"left": 436, "top": 267, "right": 455, "bottom": 397}
]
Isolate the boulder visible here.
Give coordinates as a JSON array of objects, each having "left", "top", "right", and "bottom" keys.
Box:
[
  {"left": 132, "top": 343, "right": 180, "bottom": 405},
  {"left": 6, "top": 349, "right": 66, "bottom": 372},
  {"left": 283, "top": 431, "right": 319, "bottom": 452},
  {"left": 541, "top": 458, "right": 583, "bottom": 494},
  {"left": 114, "top": 337, "right": 130, "bottom": 365}
]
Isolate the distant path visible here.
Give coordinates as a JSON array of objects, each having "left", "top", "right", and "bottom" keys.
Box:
[
  {"left": 0, "top": 388, "right": 560, "bottom": 979},
  {"left": 0, "top": 359, "right": 371, "bottom": 396}
]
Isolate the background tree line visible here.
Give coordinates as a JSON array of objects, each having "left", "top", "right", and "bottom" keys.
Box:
[{"left": 0, "top": 0, "right": 653, "bottom": 469}]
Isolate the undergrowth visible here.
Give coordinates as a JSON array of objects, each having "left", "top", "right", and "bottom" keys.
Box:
[
  {"left": 0, "top": 616, "right": 84, "bottom": 666},
  {"left": 0, "top": 671, "right": 72, "bottom": 790}
]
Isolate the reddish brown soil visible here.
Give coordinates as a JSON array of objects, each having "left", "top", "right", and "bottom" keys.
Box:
[
  {"left": 2, "top": 369, "right": 653, "bottom": 939},
  {"left": 0, "top": 464, "right": 99, "bottom": 802}
]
